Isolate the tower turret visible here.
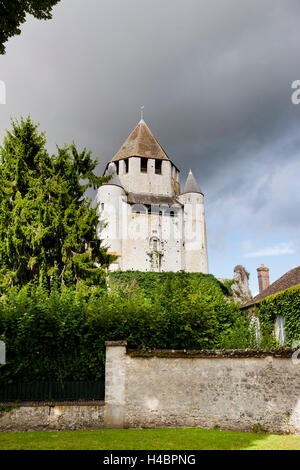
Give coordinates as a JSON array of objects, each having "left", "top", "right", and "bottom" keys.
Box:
[
  {"left": 179, "top": 170, "right": 208, "bottom": 273},
  {"left": 97, "top": 162, "right": 126, "bottom": 270}
]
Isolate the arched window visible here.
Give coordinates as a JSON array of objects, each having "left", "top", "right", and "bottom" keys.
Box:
[
  {"left": 150, "top": 237, "right": 160, "bottom": 251},
  {"left": 164, "top": 207, "right": 178, "bottom": 217}
]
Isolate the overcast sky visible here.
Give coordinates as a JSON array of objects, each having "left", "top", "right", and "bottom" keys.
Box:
[{"left": 0, "top": 0, "right": 299, "bottom": 294}]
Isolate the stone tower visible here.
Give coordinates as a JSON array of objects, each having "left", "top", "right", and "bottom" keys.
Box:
[{"left": 97, "top": 119, "right": 208, "bottom": 273}]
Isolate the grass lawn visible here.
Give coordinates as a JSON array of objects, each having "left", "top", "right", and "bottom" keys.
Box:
[{"left": 0, "top": 428, "right": 300, "bottom": 450}]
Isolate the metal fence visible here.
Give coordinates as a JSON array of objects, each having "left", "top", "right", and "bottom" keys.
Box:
[{"left": 0, "top": 381, "right": 105, "bottom": 402}]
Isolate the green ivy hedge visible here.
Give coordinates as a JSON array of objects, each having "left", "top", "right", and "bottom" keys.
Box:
[
  {"left": 0, "top": 272, "right": 249, "bottom": 383},
  {"left": 255, "top": 285, "right": 300, "bottom": 346},
  {"left": 108, "top": 271, "right": 232, "bottom": 297}
]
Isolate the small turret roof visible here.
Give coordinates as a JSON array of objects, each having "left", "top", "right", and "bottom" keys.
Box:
[
  {"left": 112, "top": 120, "right": 172, "bottom": 163},
  {"left": 103, "top": 162, "right": 123, "bottom": 188},
  {"left": 182, "top": 170, "right": 203, "bottom": 195}
]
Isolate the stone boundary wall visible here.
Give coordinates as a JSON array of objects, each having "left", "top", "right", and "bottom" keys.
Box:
[
  {"left": 105, "top": 342, "right": 300, "bottom": 434},
  {"left": 0, "top": 402, "right": 105, "bottom": 432},
  {"left": 1, "top": 342, "right": 300, "bottom": 433}
]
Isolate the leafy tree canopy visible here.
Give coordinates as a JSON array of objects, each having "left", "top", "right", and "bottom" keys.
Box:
[
  {"left": 0, "top": 116, "right": 113, "bottom": 291},
  {"left": 0, "top": 0, "right": 60, "bottom": 54},
  {"left": 0, "top": 275, "right": 246, "bottom": 383}
]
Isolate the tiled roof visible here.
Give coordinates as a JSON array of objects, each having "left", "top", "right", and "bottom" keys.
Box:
[
  {"left": 112, "top": 120, "right": 171, "bottom": 163},
  {"left": 181, "top": 170, "right": 203, "bottom": 195},
  {"left": 127, "top": 192, "right": 182, "bottom": 207},
  {"left": 242, "top": 266, "right": 300, "bottom": 308},
  {"left": 103, "top": 162, "right": 123, "bottom": 188}
]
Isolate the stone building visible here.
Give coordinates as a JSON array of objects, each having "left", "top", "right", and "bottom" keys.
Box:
[
  {"left": 242, "top": 265, "right": 300, "bottom": 345},
  {"left": 242, "top": 265, "right": 300, "bottom": 310},
  {"left": 97, "top": 118, "right": 208, "bottom": 272}
]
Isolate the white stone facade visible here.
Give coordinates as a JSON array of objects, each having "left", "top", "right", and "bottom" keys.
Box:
[{"left": 97, "top": 120, "right": 208, "bottom": 273}]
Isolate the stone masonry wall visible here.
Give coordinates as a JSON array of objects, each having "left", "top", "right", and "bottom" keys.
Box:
[
  {"left": 0, "top": 403, "right": 104, "bottom": 432},
  {"left": 105, "top": 342, "right": 300, "bottom": 434},
  {"left": 2, "top": 343, "right": 300, "bottom": 433}
]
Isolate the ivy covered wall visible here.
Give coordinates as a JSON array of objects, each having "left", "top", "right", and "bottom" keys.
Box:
[{"left": 255, "top": 285, "right": 300, "bottom": 346}]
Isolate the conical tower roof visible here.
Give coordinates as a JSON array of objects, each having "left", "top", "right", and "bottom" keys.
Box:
[
  {"left": 182, "top": 170, "right": 203, "bottom": 195},
  {"left": 103, "top": 162, "right": 123, "bottom": 188},
  {"left": 112, "top": 120, "right": 171, "bottom": 163}
]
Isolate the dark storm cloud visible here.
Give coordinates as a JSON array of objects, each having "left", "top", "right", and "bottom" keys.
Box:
[{"left": 0, "top": 0, "right": 299, "bottom": 281}]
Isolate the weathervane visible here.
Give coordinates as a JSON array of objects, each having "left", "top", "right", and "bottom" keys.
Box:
[{"left": 140, "top": 105, "right": 144, "bottom": 121}]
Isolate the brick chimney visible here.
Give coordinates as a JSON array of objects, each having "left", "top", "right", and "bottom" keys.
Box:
[{"left": 257, "top": 264, "right": 270, "bottom": 293}]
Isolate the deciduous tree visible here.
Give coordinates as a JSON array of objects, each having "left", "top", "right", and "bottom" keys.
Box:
[{"left": 0, "top": 0, "right": 60, "bottom": 54}]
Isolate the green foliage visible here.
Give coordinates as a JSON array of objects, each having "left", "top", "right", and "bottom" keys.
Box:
[
  {"left": 0, "top": 0, "right": 61, "bottom": 54},
  {"left": 0, "top": 405, "right": 19, "bottom": 418},
  {"left": 252, "top": 424, "right": 267, "bottom": 434},
  {"left": 109, "top": 270, "right": 232, "bottom": 297},
  {"left": 255, "top": 285, "right": 300, "bottom": 346},
  {"left": 0, "top": 284, "right": 106, "bottom": 383},
  {"left": 220, "top": 278, "right": 235, "bottom": 296},
  {"left": 108, "top": 271, "right": 244, "bottom": 348},
  {"left": 0, "top": 273, "right": 249, "bottom": 383},
  {"left": 218, "top": 316, "right": 257, "bottom": 349},
  {"left": 0, "top": 117, "right": 113, "bottom": 291}
]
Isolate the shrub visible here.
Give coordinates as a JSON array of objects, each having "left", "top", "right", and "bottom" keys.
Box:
[
  {"left": 0, "top": 272, "right": 248, "bottom": 383},
  {"left": 218, "top": 316, "right": 256, "bottom": 349}
]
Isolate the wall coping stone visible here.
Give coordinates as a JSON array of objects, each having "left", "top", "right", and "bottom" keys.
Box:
[
  {"left": 127, "top": 347, "right": 297, "bottom": 358},
  {"left": 105, "top": 340, "right": 128, "bottom": 347},
  {"left": 0, "top": 400, "right": 105, "bottom": 407}
]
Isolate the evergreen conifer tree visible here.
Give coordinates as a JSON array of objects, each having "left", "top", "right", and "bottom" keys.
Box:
[{"left": 0, "top": 116, "right": 113, "bottom": 291}]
